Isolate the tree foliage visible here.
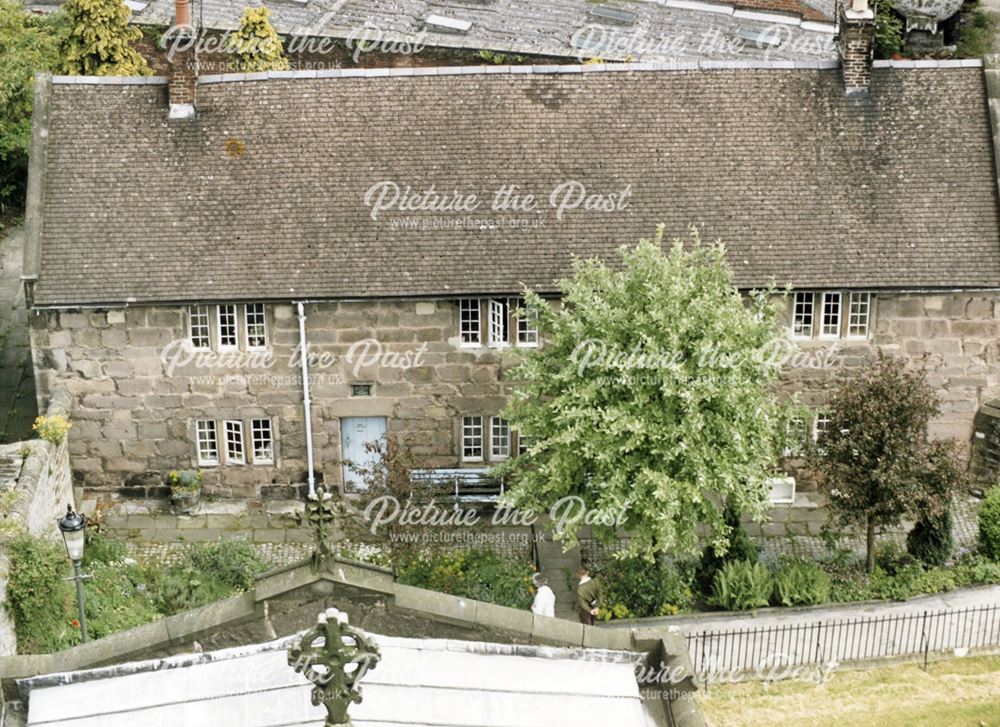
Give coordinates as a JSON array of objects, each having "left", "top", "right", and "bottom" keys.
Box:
[
  {"left": 494, "top": 226, "right": 792, "bottom": 559},
  {"left": 0, "top": 0, "right": 63, "bottom": 211},
  {"left": 226, "top": 6, "right": 289, "bottom": 72},
  {"left": 812, "top": 352, "right": 964, "bottom": 572},
  {"left": 59, "top": 0, "right": 149, "bottom": 76}
]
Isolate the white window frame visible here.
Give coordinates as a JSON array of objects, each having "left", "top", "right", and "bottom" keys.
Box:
[
  {"left": 819, "top": 292, "right": 842, "bottom": 339},
  {"left": 792, "top": 292, "right": 814, "bottom": 339},
  {"left": 488, "top": 299, "right": 509, "bottom": 349},
  {"left": 250, "top": 418, "right": 274, "bottom": 465},
  {"left": 490, "top": 416, "right": 510, "bottom": 460},
  {"left": 189, "top": 306, "right": 211, "bottom": 350},
  {"left": 195, "top": 419, "right": 219, "bottom": 466},
  {"left": 244, "top": 303, "right": 268, "bottom": 350},
  {"left": 459, "top": 299, "right": 481, "bottom": 347},
  {"left": 224, "top": 420, "right": 246, "bottom": 465},
  {"left": 217, "top": 304, "right": 239, "bottom": 350},
  {"left": 847, "top": 292, "right": 871, "bottom": 339},
  {"left": 517, "top": 431, "right": 530, "bottom": 455},
  {"left": 783, "top": 417, "right": 807, "bottom": 457},
  {"left": 515, "top": 300, "right": 539, "bottom": 347},
  {"left": 813, "top": 411, "right": 831, "bottom": 442},
  {"left": 461, "top": 416, "right": 484, "bottom": 462}
]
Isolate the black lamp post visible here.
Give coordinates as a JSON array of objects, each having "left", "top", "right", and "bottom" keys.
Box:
[{"left": 57, "top": 504, "right": 88, "bottom": 643}]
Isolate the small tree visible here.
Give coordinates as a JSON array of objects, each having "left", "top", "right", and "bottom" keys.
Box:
[
  {"left": 495, "top": 226, "right": 793, "bottom": 559},
  {"left": 906, "top": 440, "right": 966, "bottom": 566},
  {"left": 59, "top": 0, "right": 149, "bottom": 76},
  {"left": 336, "top": 439, "right": 470, "bottom": 571},
  {"left": 226, "top": 7, "right": 289, "bottom": 72},
  {"left": 812, "top": 352, "right": 963, "bottom": 573}
]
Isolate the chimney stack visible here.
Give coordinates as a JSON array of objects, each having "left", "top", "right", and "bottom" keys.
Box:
[
  {"left": 168, "top": 0, "right": 197, "bottom": 120},
  {"left": 839, "top": 0, "right": 875, "bottom": 96}
]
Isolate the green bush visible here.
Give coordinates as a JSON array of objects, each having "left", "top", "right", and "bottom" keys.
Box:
[
  {"left": 979, "top": 486, "right": 1000, "bottom": 561},
  {"left": 397, "top": 549, "right": 533, "bottom": 609},
  {"left": 954, "top": 554, "right": 1000, "bottom": 586},
  {"left": 772, "top": 561, "right": 831, "bottom": 607},
  {"left": 710, "top": 560, "right": 772, "bottom": 612},
  {"left": 183, "top": 539, "right": 266, "bottom": 590},
  {"left": 695, "top": 501, "right": 758, "bottom": 595},
  {"left": 597, "top": 556, "right": 695, "bottom": 620},
  {"left": 152, "top": 539, "right": 267, "bottom": 615},
  {"left": 907, "top": 510, "right": 954, "bottom": 567}
]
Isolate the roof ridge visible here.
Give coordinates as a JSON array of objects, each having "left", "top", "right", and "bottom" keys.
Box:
[{"left": 49, "top": 58, "right": 983, "bottom": 86}]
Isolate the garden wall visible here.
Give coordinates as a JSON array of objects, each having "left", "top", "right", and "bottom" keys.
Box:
[{"left": 0, "top": 388, "right": 74, "bottom": 656}]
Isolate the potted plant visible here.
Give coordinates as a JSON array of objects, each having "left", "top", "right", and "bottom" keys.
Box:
[{"left": 168, "top": 469, "right": 203, "bottom": 514}]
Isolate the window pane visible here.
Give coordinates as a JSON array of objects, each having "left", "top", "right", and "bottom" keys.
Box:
[
  {"left": 515, "top": 299, "right": 539, "bottom": 346},
  {"left": 490, "top": 417, "right": 510, "bottom": 459},
  {"left": 251, "top": 418, "right": 274, "bottom": 464},
  {"left": 821, "top": 292, "right": 841, "bottom": 337},
  {"left": 196, "top": 419, "right": 218, "bottom": 465},
  {"left": 224, "top": 420, "right": 245, "bottom": 464},
  {"left": 460, "top": 299, "right": 481, "bottom": 345},
  {"left": 217, "top": 305, "right": 239, "bottom": 349},
  {"left": 848, "top": 292, "right": 871, "bottom": 338},
  {"left": 792, "top": 292, "right": 814, "bottom": 338},
  {"left": 783, "top": 417, "right": 807, "bottom": 457},
  {"left": 813, "top": 412, "right": 831, "bottom": 442},
  {"left": 245, "top": 303, "right": 268, "bottom": 349},
  {"left": 189, "top": 306, "right": 210, "bottom": 349},
  {"left": 462, "top": 416, "right": 483, "bottom": 461},
  {"left": 488, "top": 299, "right": 509, "bottom": 348}
]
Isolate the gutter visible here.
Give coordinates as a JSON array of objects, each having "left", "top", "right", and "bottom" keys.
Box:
[{"left": 296, "top": 302, "right": 316, "bottom": 497}]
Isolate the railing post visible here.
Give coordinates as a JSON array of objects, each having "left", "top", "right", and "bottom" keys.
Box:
[{"left": 921, "top": 610, "right": 930, "bottom": 672}]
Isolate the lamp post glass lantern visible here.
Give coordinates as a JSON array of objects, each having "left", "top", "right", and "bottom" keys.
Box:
[{"left": 57, "top": 504, "right": 88, "bottom": 643}]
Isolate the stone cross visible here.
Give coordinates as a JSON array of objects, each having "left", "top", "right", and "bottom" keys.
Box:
[{"left": 288, "top": 608, "right": 381, "bottom": 727}]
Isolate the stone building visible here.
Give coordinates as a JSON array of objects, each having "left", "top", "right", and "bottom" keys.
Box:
[{"left": 21, "top": 0, "right": 1000, "bottom": 500}]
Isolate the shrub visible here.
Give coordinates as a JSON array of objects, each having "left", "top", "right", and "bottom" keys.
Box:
[
  {"left": 695, "top": 501, "right": 758, "bottom": 595},
  {"left": 953, "top": 554, "right": 1000, "bottom": 587},
  {"left": 597, "top": 556, "right": 695, "bottom": 620},
  {"left": 182, "top": 539, "right": 266, "bottom": 590},
  {"left": 979, "top": 486, "right": 1000, "bottom": 561},
  {"left": 907, "top": 510, "right": 954, "bottom": 567},
  {"left": 869, "top": 564, "right": 957, "bottom": 601},
  {"left": 32, "top": 414, "right": 71, "bottom": 444},
  {"left": 151, "top": 539, "right": 266, "bottom": 615},
  {"left": 772, "top": 561, "right": 831, "bottom": 607},
  {"left": 167, "top": 469, "right": 203, "bottom": 494},
  {"left": 710, "top": 560, "right": 772, "bottom": 612},
  {"left": 397, "top": 549, "right": 533, "bottom": 609}
]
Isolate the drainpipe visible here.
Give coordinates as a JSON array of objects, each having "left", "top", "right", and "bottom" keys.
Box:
[{"left": 297, "top": 302, "right": 316, "bottom": 497}]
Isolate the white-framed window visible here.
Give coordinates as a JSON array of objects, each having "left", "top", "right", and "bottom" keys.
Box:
[
  {"left": 245, "top": 303, "right": 268, "bottom": 349},
  {"left": 820, "top": 292, "right": 841, "bottom": 338},
  {"left": 792, "top": 292, "right": 814, "bottom": 338},
  {"left": 515, "top": 300, "right": 539, "bottom": 347},
  {"left": 461, "top": 416, "right": 484, "bottom": 462},
  {"left": 783, "top": 417, "right": 807, "bottom": 457},
  {"left": 251, "top": 418, "right": 274, "bottom": 464},
  {"left": 195, "top": 419, "right": 219, "bottom": 466},
  {"left": 517, "top": 431, "right": 530, "bottom": 455},
  {"left": 488, "top": 299, "right": 510, "bottom": 348},
  {"left": 189, "top": 306, "right": 211, "bottom": 350},
  {"left": 490, "top": 416, "right": 510, "bottom": 460},
  {"left": 459, "top": 299, "right": 481, "bottom": 346},
  {"left": 217, "top": 305, "right": 239, "bottom": 350},
  {"left": 224, "top": 420, "right": 245, "bottom": 464},
  {"left": 813, "top": 411, "right": 831, "bottom": 442},
  {"left": 847, "top": 292, "right": 871, "bottom": 338}
]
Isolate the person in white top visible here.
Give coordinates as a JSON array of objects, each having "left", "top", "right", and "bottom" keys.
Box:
[{"left": 530, "top": 572, "right": 556, "bottom": 618}]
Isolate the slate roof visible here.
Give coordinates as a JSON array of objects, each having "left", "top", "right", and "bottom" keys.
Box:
[
  {"left": 122, "top": 0, "right": 837, "bottom": 63},
  {"left": 28, "top": 63, "right": 1000, "bottom": 307}
]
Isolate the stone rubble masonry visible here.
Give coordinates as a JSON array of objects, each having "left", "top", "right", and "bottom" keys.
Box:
[
  {"left": 27, "top": 293, "right": 1000, "bottom": 500},
  {"left": 0, "top": 388, "right": 75, "bottom": 656}
]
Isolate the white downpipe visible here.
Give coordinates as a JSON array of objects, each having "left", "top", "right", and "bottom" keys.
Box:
[{"left": 297, "top": 302, "right": 316, "bottom": 497}]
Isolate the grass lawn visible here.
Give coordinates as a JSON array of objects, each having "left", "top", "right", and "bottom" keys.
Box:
[{"left": 696, "top": 655, "right": 1000, "bottom": 727}]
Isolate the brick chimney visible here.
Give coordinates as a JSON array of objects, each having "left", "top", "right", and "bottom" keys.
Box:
[
  {"left": 839, "top": 0, "right": 875, "bottom": 96},
  {"left": 168, "top": 0, "right": 197, "bottom": 120}
]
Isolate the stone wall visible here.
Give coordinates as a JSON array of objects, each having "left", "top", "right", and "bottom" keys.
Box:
[
  {"left": 28, "top": 292, "right": 1000, "bottom": 499},
  {"left": 0, "top": 389, "right": 75, "bottom": 656}
]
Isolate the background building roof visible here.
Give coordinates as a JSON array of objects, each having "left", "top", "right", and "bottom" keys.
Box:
[{"left": 28, "top": 63, "right": 1000, "bottom": 306}]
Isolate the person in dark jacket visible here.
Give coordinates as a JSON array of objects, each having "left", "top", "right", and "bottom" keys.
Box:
[{"left": 576, "top": 565, "right": 600, "bottom": 625}]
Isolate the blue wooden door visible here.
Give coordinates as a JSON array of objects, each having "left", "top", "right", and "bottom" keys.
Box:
[{"left": 340, "top": 416, "right": 387, "bottom": 491}]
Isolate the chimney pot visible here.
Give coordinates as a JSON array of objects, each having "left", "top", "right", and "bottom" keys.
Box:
[
  {"left": 168, "top": 0, "right": 197, "bottom": 119},
  {"left": 839, "top": 0, "right": 875, "bottom": 96}
]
